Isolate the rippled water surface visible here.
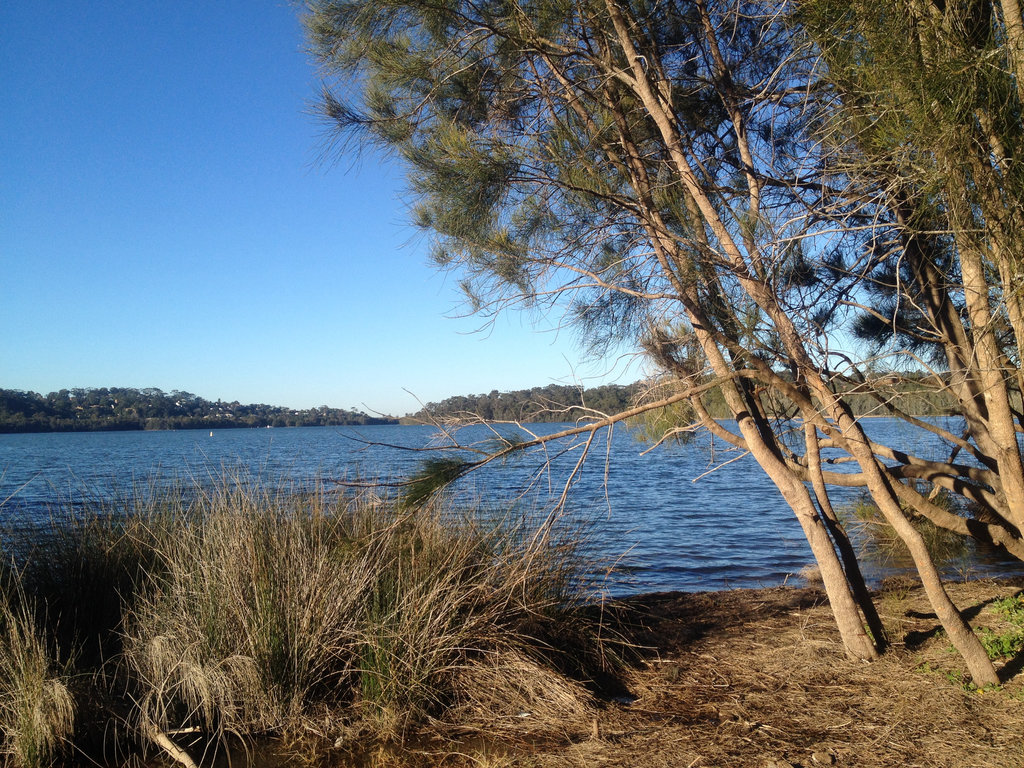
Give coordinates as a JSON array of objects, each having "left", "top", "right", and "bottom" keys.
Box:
[{"left": 1, "top": 420, "right": 1019, "bottom": 593}]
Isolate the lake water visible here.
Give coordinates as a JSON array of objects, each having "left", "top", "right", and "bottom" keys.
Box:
[{"left": 1, "top": 420, "right": 1019, "bottom": 594}]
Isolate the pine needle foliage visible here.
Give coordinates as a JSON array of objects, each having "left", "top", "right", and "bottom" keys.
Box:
[
  {"left": 400, "top": 458, "right": 474, "bottom": 510},
  {"left": 798, "top": 0, "right": 1024, "bottom": 362}
]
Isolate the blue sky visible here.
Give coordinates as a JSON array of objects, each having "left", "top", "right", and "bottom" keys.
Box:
[{"left": 1, "top": 2, "right": 633, "bottom": 416}]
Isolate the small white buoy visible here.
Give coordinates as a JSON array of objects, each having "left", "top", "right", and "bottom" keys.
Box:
[{"left": 209, "top": 431, "right": 213, "bottom": 437}]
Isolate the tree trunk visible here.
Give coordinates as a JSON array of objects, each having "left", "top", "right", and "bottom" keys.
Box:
[
  {"left": 948, "top": 176, "right": 1024, "bottom": 530},
  {"left": 687, "top": 323, "right": 880, "bottom": 660},
  {"left": 794, "top": 499, "right": 882, "bottom": 661},
  {"left": 998, "top": 0, "right": 1024, "bottom": 105},
  {"left": 805, "top": 422, "right": 888, "bottom": 650},
  {"left": 835, "top": 414, "right": 1000, "bottom": 685},
  {"left": 879, "top": 490, "right": 999, "bottom": 685}
]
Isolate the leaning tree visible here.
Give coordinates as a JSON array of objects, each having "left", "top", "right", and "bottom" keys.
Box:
[{"left": 304, "top": 0, "right": 1023, "bottom": 683}]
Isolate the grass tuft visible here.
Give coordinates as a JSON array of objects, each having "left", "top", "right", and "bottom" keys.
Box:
[
  {"left": 0, "top": 577, "right": 74, "bottom": 767},
  {"left": 841, "top": 490, "right": 968, "bottom": 567},
  {"left": 1, "top": 475, "right": 615, "bottom": 761}
]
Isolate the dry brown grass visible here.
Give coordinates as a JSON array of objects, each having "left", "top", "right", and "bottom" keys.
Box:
[
  {"left": 110, "top": 481, "right": 612, "bottom": 762},
  {"left": 0, "top": 478, "right": 616, "bottom": 766},
  {"left": 441, "top": 648, "right": 597, "bottom": 739}
]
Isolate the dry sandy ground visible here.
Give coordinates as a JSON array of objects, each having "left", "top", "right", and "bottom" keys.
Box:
[{"left": 343, "top": 578, "right": 1024, "bottom": 768}]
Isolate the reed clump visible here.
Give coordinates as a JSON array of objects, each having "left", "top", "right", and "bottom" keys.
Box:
[
  {"left": 0, "top": 478, "right": 613, "bottom": 765},
  {"left": 841, "top": 489, "right": 969, "bottom": 567}
]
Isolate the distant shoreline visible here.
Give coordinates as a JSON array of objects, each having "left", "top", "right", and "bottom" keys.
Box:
[
  {"left": 0, "top": 387, "right": 399, "bottom": 433},
  {"left": 0, "top": 421, "right": 402, "bottom": 436},
  {"left": 3, "top": 381, "right": 961, "bottom": 434}
]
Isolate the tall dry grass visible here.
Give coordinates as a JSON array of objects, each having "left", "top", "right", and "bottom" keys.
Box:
[
  {"left": 0, "top": 577, "right": 74, "bottom": 768},
  {"left": 121, "top": 483, "right": 607, "bottom": 744},
  {"left": 9, "top": 499, "right": 172, "bottom": 670},
  {"left": 0, "top": 476, "right": 615, "bottom": 764}
]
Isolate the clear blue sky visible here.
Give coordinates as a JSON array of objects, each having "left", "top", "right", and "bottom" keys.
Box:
[{"left": 1, "top": 2, "right": 632, "bottom": 416}]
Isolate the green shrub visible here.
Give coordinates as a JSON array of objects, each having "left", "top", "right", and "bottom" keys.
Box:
[
  {"left": 978, "top": 594, "right": 1024, "bottom": 660},
  {"left": 991, "top": 594, "right": 1024, "bottom": 625},
  {"left": 978, "top": 626, "right": 1024, "bottom": 660}
]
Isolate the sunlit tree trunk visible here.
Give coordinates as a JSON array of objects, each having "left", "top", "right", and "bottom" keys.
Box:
[
  {"left": 999, "top": 0, "right": 1024, "bottom": 103},
  {"left": 804, "top": 421, "right": 887, "bottom": 650}
]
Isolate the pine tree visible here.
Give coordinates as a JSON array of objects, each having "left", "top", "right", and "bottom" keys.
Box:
[{"left": 305, "top": 0, "right": 1023, "bottom": 683}]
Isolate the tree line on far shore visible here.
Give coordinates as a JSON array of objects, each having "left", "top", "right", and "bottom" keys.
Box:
[
  {"left": 2, "top": 373, "right": 963, "bottom": 434},
  {"left": 407, "top": 374, "right": 960, "bottom": 424},
  {"left": 404, "top": 382, "right": 643, "bottom": 423},
  {"left": 0, "top": 387, "right": 397, "bottom": 433}
]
